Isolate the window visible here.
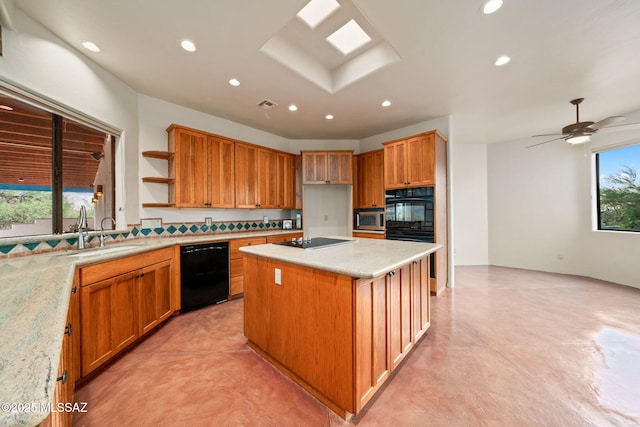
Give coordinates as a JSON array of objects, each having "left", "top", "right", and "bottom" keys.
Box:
[
  {"left": 0, "top": 93, "right": 115, "bottom": 238},
  {"left": 596, "top": 143, "right": 640, "bottom": 232}
]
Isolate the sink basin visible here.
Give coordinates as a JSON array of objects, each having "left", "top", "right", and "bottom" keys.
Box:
[{"left": 64, "top": 245, "right": 142, "bottom": 257}]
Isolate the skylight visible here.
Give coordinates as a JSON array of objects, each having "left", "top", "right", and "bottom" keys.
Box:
[
  {"left": 326, "top": 19, "right": 371, "bottom": 55},
  {"left": 297, "top": 0, "right": 340, "bottom": 29}
]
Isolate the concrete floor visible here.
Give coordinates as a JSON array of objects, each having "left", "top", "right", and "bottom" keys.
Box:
[{"left": 73, "top": 266, "right": 640, "bottom": 426}]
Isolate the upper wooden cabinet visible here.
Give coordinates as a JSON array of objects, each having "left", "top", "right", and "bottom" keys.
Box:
[
  {"left": 383, "top": 131, "right": 444, "bottom": 189},
  {"left": 302, "top": 150, "right": 353, "bottom": 184},
  {"left": 355, "top": 149, "right": 384, "bottom": 208},
  {"left": 167, "top": 125, "right": 235, "bottom": 208}
]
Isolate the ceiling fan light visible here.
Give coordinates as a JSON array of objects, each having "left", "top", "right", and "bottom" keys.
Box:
[
  {"left": 482, "top": 0, "right": 503, "bottom": 14},
  {"left": 566, "top": 134, "right": 590, "bottom": 144}
]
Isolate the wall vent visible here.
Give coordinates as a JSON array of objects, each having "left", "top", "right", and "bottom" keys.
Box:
[{"left": 257, "top": 99, "right": 278, "bottom": 110}]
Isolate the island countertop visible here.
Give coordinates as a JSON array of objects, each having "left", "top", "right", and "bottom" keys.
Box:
[{"left": 240, "top": 237, "right": 442, "bottom": 278}]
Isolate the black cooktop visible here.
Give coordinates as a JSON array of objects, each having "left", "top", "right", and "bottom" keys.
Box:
[{"left": 274, "top": 237, "right": 351, "bottom": 250}]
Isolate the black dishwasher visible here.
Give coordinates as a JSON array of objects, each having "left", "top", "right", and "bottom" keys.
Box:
[{"left": 180, "top": 242, "right": 229, "bottom": 312}]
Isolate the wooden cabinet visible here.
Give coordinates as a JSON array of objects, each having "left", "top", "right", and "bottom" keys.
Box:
[
  {"left": 229, "top": 236, "right": 267, "bottom": 297},
  {"left": 78, "top": 248, "right": 173, "bottom": 376},
  {"left": 265, "top": 232, "right": 303, "bottom": 244},
  {"left": 383, "top": 133, "right": 436, "bottom": 189},
  {"left": 276, "top": 152, "right": 296, "bottom": 208},
  {"left": 40, "top": 280, "right": 80, "bottom": 427},
  {"left": 355, "top": 150, "right": 384, "bottom": 208},
  {"left": 352, "top": 231, "right": 385, "bottom": 240},
  {"left": 235, "top": 143, "right": 294, "bottom": 208},
  {"left": 168, "top": 125, "right": 235, "bottom": 208},
  {"left": 301, "top": 150, "right": 353, "bottom": 184},
  {"left": 383, "top": 130, "right": 448, "bottom": 295},
  {"left": 354, "top": 275, "right": 390, "bottom": 412},
  {"left": 244, "top": 253, "right": 431, "bottom": 418}
]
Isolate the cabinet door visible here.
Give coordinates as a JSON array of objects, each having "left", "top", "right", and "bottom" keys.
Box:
[
  {"left": 411, "top": 256, "right": 430, "bottom": 341},
  {"left": 138, "top": 259, "right": 172, "bottom": 335},
  {"left": 276, "top": 152, "right": 295, "bottom": 208},
  {"left": 327, "top": 152, "right": 352, "bottom": 184},
  {"left": 81, "top": 272, "right": 139, "bottom": 376},
  {"left": 257, "top": 148, "right": 278, "bottom": 208},
  {"left": 388, "top": 264, "right": 412, "bottom": 370},
  {"left": 235, "top": 143, "right": 259, "bottom": 208},
  {"left": 357, "top": 150, "right": 384, "bottom": 207},
  {"left": 354, "top": 275, "right": 390, "bottom": 412},
  {"left": 383, "top": 140, "right": 408, "bottom": 189},
  {"left": 302, "top": 152, "right": 327, "bottom": 183},
  {"left": 174, "top": 129, "right": 208, "bottom": 207},
  {"left": 406, "top": 134, "right": 435, "bottom": 187},
  {"left": 208, "top": 136, "right": 235, "bottom": 208}
]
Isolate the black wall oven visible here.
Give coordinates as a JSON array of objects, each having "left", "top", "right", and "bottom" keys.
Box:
[{"left": 385, "top": 186, "right": 435, "bottom": 277}]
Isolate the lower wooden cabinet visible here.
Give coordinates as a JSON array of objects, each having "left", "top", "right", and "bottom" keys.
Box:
[
  {"left": 265, "top": 232, "right": 303, "bottom": 244},
  {"left": 244, "top": 253, "right": 431, "bottom": 417},
  {"left": 229, "top": 237, "right": 267, "bottom": 297},
  {"left": 39, "top": 279, "right": 80, "bottom": 427},
  {"left": 354, "top": 255, "right": 430, "bottom": 413},
  {"left": 78, "top": 248, "right": 173, "bottom": 377}
]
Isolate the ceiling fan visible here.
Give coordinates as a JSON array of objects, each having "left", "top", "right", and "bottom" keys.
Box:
[{"left": 527, "top": 98, "right": 639, "bottom": 148}]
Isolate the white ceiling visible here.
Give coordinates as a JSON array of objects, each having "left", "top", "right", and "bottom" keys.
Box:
[{"left": 13, "top": 0, "right": 640, "bottom": 144}]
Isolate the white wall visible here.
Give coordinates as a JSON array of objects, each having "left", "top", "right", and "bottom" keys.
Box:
[
  {"left": 487, "top": 111, "right": 640, "bottom": 288},
  {"left": 360, "top": 116, "right": 450, "bottom": 152},
  {"left": 0, "top": 9, "right": 140, "bottom": 226},
  {"left": 303, "top": 185, "right": 352, "bottom": 237},
  {"left": 451, "top": 144, "right": 489, "bottom": 265}
]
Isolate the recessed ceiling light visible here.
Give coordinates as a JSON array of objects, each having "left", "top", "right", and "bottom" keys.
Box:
[
  {"left": 482, "top": 0, "right": 503, "bottom": 14},
  {"left": 495, "top": 55, "right": 511, "bottom": 66},
  {"left": 297, "top": 0, "right": 340, "bottom": 29},
  {"left": 381, "top": 100, "right": 392, "bottom": 107},
  {"left": 181, "top": 40, "right": 196, "bottom": 52},
  {"left": 326, "top": 19, "right": 371, "bottom": 55},
  {"left": 0, "top": 105, "right": 13, "bottom": 111},
  {"left": 289, "top": 105, "right": 298, "bottom": 111},
  {"left": 325, "top": 114, "right": 334, "bottom": 120},
  {"left": 81, "top": 41, "right": 100, "bottom": 53},
  {"left": 229, "top": 78, "right": 240, "bottom": 86}
]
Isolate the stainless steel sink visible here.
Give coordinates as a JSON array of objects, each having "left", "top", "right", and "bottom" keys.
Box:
[{"left": 64, "top": 245, "right": 142, "bottom": 257}]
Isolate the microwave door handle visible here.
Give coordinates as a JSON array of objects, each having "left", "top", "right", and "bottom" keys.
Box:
[{"left": 356, "top": 215, "right": 360, "bottom": 228}]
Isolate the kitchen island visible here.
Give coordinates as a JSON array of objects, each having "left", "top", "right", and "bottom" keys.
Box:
[{"left": 240, "top": 237, "right": 441, "bottom": 419}]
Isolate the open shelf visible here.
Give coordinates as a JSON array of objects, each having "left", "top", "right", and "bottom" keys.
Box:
[
  {"left": 142, "top": 151, "right": 174, "bottom": 160},
  {"left": 142, "top": 177, "right": 174, "bottom": 184},
  {"left": 141, "top": 203, "right": 175, "bottom": 208}
]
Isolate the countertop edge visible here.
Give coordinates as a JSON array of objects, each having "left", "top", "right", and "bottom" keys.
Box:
[{"left": 0, "top": 229, "right": 303, "bottom": 427}]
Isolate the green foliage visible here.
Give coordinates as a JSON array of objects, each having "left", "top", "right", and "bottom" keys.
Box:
[
  {"left": 0, "top": 190, "right": 94, "bottom": 230},
  {"left": 600, "top": 166, "right": 640, "bottom": 231}
]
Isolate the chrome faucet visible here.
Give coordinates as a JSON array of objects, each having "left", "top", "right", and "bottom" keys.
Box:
[
  {"left": 77, "top": 205, "right": 88, "bottom": 249},
  {"left": 99, "top": 217, "right": 116, "bottom": 247}
]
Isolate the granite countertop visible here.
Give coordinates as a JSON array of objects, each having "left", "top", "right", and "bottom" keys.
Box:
[
  {"left": 0, "top": 229, "right": 302, "bottom": 427},
  {"left": 240, "top": 237, "right": 442, "bottom": 279}
]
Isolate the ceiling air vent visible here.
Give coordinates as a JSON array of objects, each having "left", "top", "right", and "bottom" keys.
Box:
[{"left": 257, "top": 98, "right": 278, "bottom": 110}]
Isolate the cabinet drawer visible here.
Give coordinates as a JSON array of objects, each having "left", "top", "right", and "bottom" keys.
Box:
[
  {"left": 230, "top": 258, "right": 244, "bottom": 277},
  {"left": 79, "top": 247, "right": 173, "bottom": 286},
  {"left": 230, "top": 276, "right": 244, "bottom": 296},
  {"left": 230, "top": 237, "right": 266, "bottom": 259},
  {"left": 266, "top": 233, "right": 303, "bottom": 243}
]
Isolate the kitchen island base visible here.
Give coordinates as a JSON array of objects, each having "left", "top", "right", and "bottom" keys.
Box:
[{"left": 243, "top": 250, "right": 432, "bottom": 418}]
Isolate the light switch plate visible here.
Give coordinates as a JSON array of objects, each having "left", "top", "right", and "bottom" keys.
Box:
[{"left": 275, "top": 268, "right": 282, "bottom": 285}]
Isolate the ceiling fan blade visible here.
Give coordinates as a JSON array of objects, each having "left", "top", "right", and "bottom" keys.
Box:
[
  {"left": 526, "top": 136, "right": 566, "bottom": 149},
  {"left": 586, "top": 116, "right": 626, "bottom": 131},
  {"left": 531, "top": 133, "right": 565, "bottom": 138},
  {"left": 595, "top": 121, "right": 640, "bottom": 133}
]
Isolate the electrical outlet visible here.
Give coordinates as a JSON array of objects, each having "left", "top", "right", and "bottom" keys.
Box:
[
  {"left": 205, "top": 217, "right": 212, "bottom": 226},
  {"left": 263, "top": 216, "right": 269, "bottom": 224},
  {"left": 275, "top": 268, "right": 282, "bottom": 285}
]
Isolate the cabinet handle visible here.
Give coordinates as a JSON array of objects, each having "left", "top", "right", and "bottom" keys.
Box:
[
  {"left": 71, "top": 286, "right": 77, "bottom": 294},
  {"left": 64, "top": 323, "right": 72, "bottom": 336},
  {"left": 56, "top": 370, "right": 68, "bottom": 384},
  {"left": 388, "top": 271, "right": 396, "bottom": 277}
]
